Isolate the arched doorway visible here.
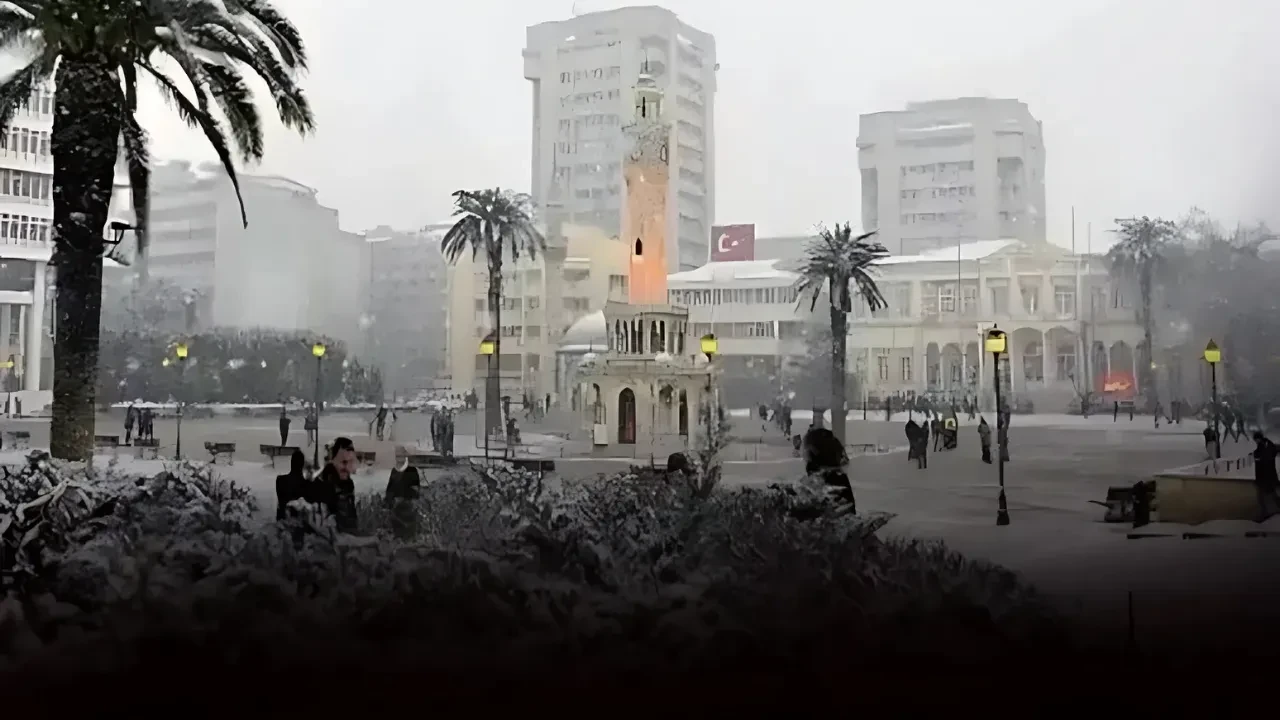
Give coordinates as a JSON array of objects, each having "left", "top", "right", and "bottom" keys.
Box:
[
  {"left": 658, "top": 385, "right": 675, "bottom": 433},
  {"left": 618, "top": 388, "right": 637, "bottom": 444},
  {"left": 678, "top": 389, "right": 689, "bottom": 436}
]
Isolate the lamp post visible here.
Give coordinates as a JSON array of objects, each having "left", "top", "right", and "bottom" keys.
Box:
[
  {"left": 312, "top": 342, "right": 326, "bottom": 468},
  {"left": 479, "top": 332, "right": 497, "bottom": 464},
  {"left": 1204, "top": 339, "right": 1221, "bottom": 459},
  {"left": 700, "top": 333, "right": 718, "bottom": 429},
  {"left": 985, "top": 326, "right": 1010, "bottom": 526},
  {"left": 174, "top": 342, "right": 188, "bottom": 459}
]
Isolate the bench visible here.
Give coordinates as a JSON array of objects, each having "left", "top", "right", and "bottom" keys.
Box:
[
  {"left": 1091, "top": 483, "right": 1159, "bottom": 523},
  {"left": 3, "top": 430, "right": 30, "bottom": 449},
  {"left": 133, "top": 438, "right": 160, "bottom": 460},
  {"left": 204, "top": 441, "right": 236, "bottom": 464},
  {"left": 95, "top": 435, "right": 121, "bottom": 451},
  {"left": 511, "top": 457, "right": 555, "bottom": 473},
  {"left": 396, "top": 449, "right": 457, "bottom": 468},
  {"left": 260, "top": 444, "right": 301, "bottom": 468}
]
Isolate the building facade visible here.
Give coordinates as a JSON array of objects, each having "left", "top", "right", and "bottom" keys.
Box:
[
  {"left": 447, "top": 222, "right": 630, "bottom": 399},
  {"left": 858, "top": 98, "right": 1046, "bottom": 256},
  {"left": 848, "top": 240, "right": 1143, "bottom": 411},
  {"left": 142, "top": 161, "right": 369, "bottom": 354},
  {"left": 524, "top": 4, "right": 716, "bottom": 272},
  {"left": 365, "top": 223, "right": 450, "bottom": 395}
]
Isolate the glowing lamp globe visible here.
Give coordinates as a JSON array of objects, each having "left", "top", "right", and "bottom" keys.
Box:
[
  {"left": 1203, "top": 339, "right": 1221, "bottom": 365},
  {"left": 312, "top": 343, "right": 326, "bottom": 358},
  {"left": 175, "top": 343, "right": 188, "bottom": 359},
  {"left": 984, "top": 327, "right": 1007, "bottom": 355},
  {"left": 478, "top": 334, "right": 496, "bottom": 356},
  {"left": 699, "top": 333, "right": 718, "bottom": 358}
]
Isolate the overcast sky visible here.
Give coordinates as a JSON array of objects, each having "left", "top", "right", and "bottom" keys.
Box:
[{"left": 136, "top": 0, "right": 1279, "bottom": 249}]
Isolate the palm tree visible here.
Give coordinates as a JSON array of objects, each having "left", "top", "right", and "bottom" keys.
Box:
[
  {"left": 0, "top": 0, "right": 313, "bottom": 460},
  {"left": 441, "top": 189, "right": 545, "bottom": 436},
  {"left": 797, "top": 223, "right": 888, "bottom": 442},
  {"left": 1107, "top": 216, "right": 1177, "bottom": 412}
]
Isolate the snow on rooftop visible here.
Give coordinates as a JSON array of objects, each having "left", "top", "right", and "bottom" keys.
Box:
[
  {"left": 668, "top": 259, "right": 798, "bottom": 285},
  {"left": 876, "top": 239, "right": 1020, "bottom": 265}
]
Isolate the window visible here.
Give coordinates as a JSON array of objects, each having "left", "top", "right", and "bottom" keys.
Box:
[
  {"left": 1054, "top": 286, "right": 1075, "bottom": 317},
  {"left": 901, "top": 357, "right": 912, "bottom": 382},
  {"left": 877, "top": 355, "right": 889, "bottom": 381},
  {"left": 1056, "top": 345, "right": 1075, "bottom": 382},
  {"left": 938, "top": 285, "right": 955, "bottom": 313},
  {"left": 961, "top": 286, "right": 979, "bottom": 315}
]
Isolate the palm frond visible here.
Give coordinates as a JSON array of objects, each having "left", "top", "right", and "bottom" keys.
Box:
[
  {"left": 442, "top": 188, "right": 546, "bottom": 268},
  {"left": 222, "top": 0, "right": 308, "bottom": 69},
  {"left": 796, "top": 222, "right": 887, "bottom": 315},
  {"left": 120, "top": 111, "right": 151, "bottom": 261},
  {"left": 0, "top": 50, "right": 51, "bottom": 131},
  {"left": 201, "top": 62, "right": 263, "bottom": 161},
  {"left": 143, "top": 63, "right": 247, "bottom": 227}
]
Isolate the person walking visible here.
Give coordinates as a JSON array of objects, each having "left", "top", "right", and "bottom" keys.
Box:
[
  {"left": 383, "top": 463, "right": 422, "bottom": 540},
  {"left": 1203, "top": 423, "right": 1220, "bottom": 459},
  {"left": 978, "top": 417, "right": 993, "bottom": 464},
  {"left": 124, "top": 403, "right": 137, "bottom": 445},
  {"left": 304, "top": 404, "right": 318, "bottom": 447},
  {"left": 1251, "top": 431, "right": 1280, "bottom": 521},
  {"left": 278, "top": 404, "right": 291, "bottom": 447}
]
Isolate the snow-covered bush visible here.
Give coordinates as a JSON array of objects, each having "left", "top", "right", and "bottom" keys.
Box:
[{"left": 0, "top": 455, "right": 1063, "bottom": 676}]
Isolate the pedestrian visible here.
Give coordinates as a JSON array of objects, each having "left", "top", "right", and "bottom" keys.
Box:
[
  {"left": 383, "top": 463, "right": 421, "bottom": 540},
  {"left": 443, "top": 410, "right": 455, "bottom": 458},
  {"left": 906, "top": 419, "right": 927, "bottom": 470},
  {"left": 374, "top": 404, "right": 388, "bottom": 441},
  {"left": 1203, "top": 423, "right": 1220, "bottom": 459},
  {"left": 278, "top": 404, "right": 291, "bottom": 447},
  {"left": 978, "top": 417, "right": 992, "bottom": 464},
  {"left": 1113, "top": 401, "right": 1119, "bottom": 422},
  {"left": 931, "top": 417, "right": 942, "bottom": 452},
  {"left": 1223, "top": 406, "right": 1236, "bottom": 443},
  {"left": 275, "top": 449, "right": 308, "bottom": 521},
  {"left": 141, "top": 408, "right": 154, "bottom": 441},
  {"left": 124, "top": 403, "right": 136, "bottom": 444},
  {"left": 308, "top": 436, "right": 359, "bottom": 533},
  {"left": 1251, "top": 431, "right": 1280, "bottom": 521},
  {"left": 304, "top": 404, "right": 318, "bottom": 447}
]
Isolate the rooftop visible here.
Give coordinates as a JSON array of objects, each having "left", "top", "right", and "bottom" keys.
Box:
[
  {"left": 875, "top": 239, "right": 1021, "bottom": 265},
  {"left": 668, "top": 259, "right": 798, "bottom": 284}
]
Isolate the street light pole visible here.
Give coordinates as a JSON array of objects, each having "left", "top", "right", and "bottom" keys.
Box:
[
  {"left": 479, "top": 333, "right": 497, "bottom": 465},
  {"left": 312, "top": 343, "right": 326, "bottom": 469},
  {"left": 175, "top": 342, "right": 188, "bottom": 460},
  {"left": 1204, "top": 339, "right": 1221, "bottom": 459},
  {"left": 986, "top": 326, "right": 1010, "bottom": 526}
]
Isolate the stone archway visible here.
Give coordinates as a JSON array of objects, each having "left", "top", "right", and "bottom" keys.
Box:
[
  {"left": 964, "top": 341, "right": 980, "bottom": 390},
  {"left": 678, "top": 389, "right": 689, "bottom": 436},
  {"left": 591, "top": 383, "right": 604, "bottom": 425},
  {"left": 618, "top": 388, "right": 637, "bottom": 444},
  {"left": 941, "top": 343, "right": 963, "bottom": 392},
  {"left": 658, "top": 385, "right": 675, "bottom": 434},
  {"left": 1091, "top": 341, "right": 1108, "bottom": 392},
  {"left": 1045, "top": 326, "right": 1078, "bottom": 384},
  {"left": 1108, "top": 342, "right": 1135, "bottom": 397},
  {"left": 1010, "top": 327, "right": 1042, "bottom": 390}
]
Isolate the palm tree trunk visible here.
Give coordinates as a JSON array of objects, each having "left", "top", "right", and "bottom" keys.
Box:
[
  {"left": 830, "top": 304, "right": 849, "bottom": 442},
  {"left": 486, "top": 261, "right": 503, "bottom": 437},
  {"left": 1140, "top": 269, "right": 1155, "bottom": 413},
  {"left": 49, "top": 58, "right": 124, "bottom": 460}
]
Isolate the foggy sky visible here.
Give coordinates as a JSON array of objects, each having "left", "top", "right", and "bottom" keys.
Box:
[{"left": 133, "top": 0, "right": 1279, "bottom": 250}]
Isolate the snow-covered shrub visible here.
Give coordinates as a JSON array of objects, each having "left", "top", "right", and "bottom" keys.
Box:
[{"left": 0, "top": 458, "right": 1064, "bottom": 675}]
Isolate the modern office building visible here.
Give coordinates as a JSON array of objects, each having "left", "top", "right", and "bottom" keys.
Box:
[
  {"left": 365, "top": 223, "right": 450, "bottom": 395},
  {"left": 140, "top": 160, "right": 369, "bottom": 353},
  {"left": 524, "top": 4, "right": 717, "bottom": 272},
  {"left": 857, "top": 98, "right": 1046, "bottom": 256}
]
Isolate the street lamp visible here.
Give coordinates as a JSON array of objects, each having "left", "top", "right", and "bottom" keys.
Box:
[
  {"left": 1204, "top": 339, "right": 1221, "bottom": 459},
  {"left": 985, "top": 325, "right": 1010, "bottom": 526},
  {"left": 312, "top": 342, "right": 326, "bottom": 468},
  {"left": 700, "top": 333, "right": 718, "bottom": 428},
  {"left": 174, "top": 342, "right": 189, "bottom": 460},
  {"left": 479, "top": 332, "right": 497, "bottom": 463}
]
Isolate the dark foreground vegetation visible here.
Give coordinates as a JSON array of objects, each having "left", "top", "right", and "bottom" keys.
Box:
[{"left": 0, "top": 453, "right": 1273, "bottom": 709}]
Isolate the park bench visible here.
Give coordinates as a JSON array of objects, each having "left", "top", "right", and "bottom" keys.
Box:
[
  {"left": 133, "top": 438, "right": 160, "bottom": 460},
  {"left": 260, "top": 444, "right": 301, "bottom": 468},
  {"left": 1091, "top": 483, "right": 1159, "bottom": 524},
  {"left": 3, "top": 430, "right": 31, "bottom": 450},
  {"left": 94, "top": 435, "right": 121, "bottom": 452},
  {"left": 204, "top": 441, "right": 236, "bottom": 464}
]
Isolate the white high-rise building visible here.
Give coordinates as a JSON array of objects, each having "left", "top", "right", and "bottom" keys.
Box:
[
  {"left": 858, "top": 98, "right": 1046, "bottom": 256},
  {"left": 524, "top": 5, "right": 716, "bottom": 272}
]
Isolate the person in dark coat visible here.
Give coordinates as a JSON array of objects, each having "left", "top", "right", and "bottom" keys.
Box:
[
  {"left": 930, "top": 417, "right": 942, "bottom": 452},
  {"left": 384, "top": 463, "right": 421, "bottom": 539},
  {"left": 275, "top": 449, "right": 308, "bottom": 521},
  {"left": 278, "top": 404, "right": 291, "bottom": 447},
  {"left": 905, "top": 420, "right": 927, "bottom": 469},
  {"left": 978, "top": 417, "right": 992, "bottom": 463},
  {"left": 308, "top": 436, "right": 359, "bottom": 533},
  {"left": 1251, "top": 432, "right": 1280, "bottom": 521},
  {"left": 124, "top": 403, "right": 137, "bottom": 444},
  {"left": 803, "top": 427, "right": 855, "bottom": 512}
]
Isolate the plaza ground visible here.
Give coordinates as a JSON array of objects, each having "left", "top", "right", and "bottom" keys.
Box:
[{"left": 3, "top": 407, "right": 1277, "bottom": 652}]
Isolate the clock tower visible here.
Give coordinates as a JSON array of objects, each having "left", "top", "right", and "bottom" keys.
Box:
[{"left": 623, "top": 60, "right": 671, "bottom": 305}]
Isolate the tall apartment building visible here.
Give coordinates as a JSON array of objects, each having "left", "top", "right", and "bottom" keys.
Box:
[
  {"left": 524, "top": 5, "right": 716, "bottom": 272},
  {"left": 365, "top": 223, "right": 450, "bottom": 395},
  {"left": 140, "top": 161, "right": 369, "bottom": 353},
  {"left": 858, "top": 98, "right": 1046, "bottom": 256}
]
